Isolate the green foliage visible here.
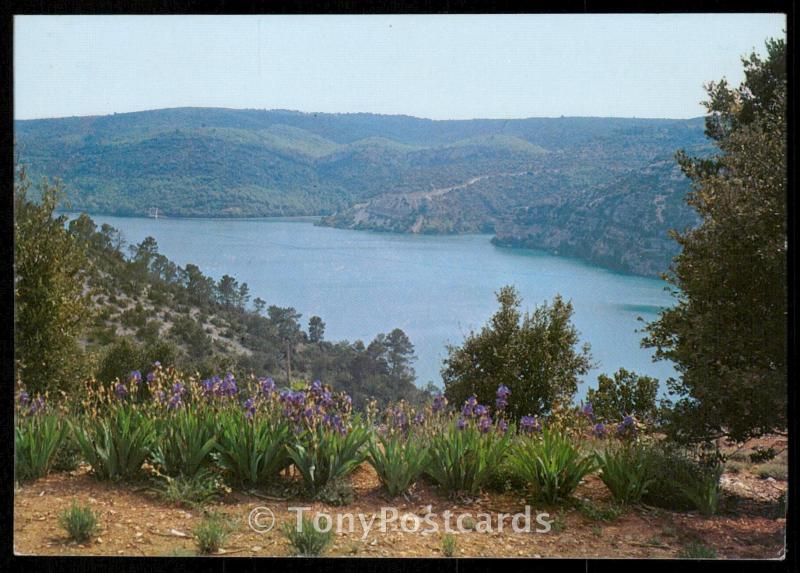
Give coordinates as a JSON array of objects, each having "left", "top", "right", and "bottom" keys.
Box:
[
  {"left": 59, "top": 501, "right": 99, "bottom": 543},
  {"left": 96, "top": 338, "right": 178, "bottom": 386},
  {"left": 443, "top": 286, "right": 592, "bottom": 420},
  {"left": 441, "top": 533, "right": 457, "bottom": 557},
  {"left": 586, "top": 368, "right": 659, "bottom": 423},
  {"left": 366, "top": 432, "right": 429, "bottom": 497},
  {"left": 193, "top": 512, "right": 231, "bottom": 554},
  {"left": 595, "top": 443, "right": 655, "bottom": 504},
  {"left": 151, "top": 409, "right": 217, "bottom": 478},
  {"left": 159, "top": 470, "right": 222, "bottom": 507},
  {"left": 425, "top": 421, "right": 511, "bottom": 497},
  {"left": 71, "top": 405, "right": 157, "bottom": 480},
  {"left": 507, "top": 428, "right": 597, "bottom": 504},
  {"left": 679, "top": 542, "right": 717, "bottom": 559},
  {"left": 14, "top": 169, "right": 90, "bottom": 393},
  {"left": 287, "top": 424, "right": 369, "bottom": 494},
  {"left": 282, "top": 515, "right": 334, "bottom": 556},
  {"left": 15, "top": 413, "right": 68, "bottom": 482},
  {"left": 52, "top": 430, "right": 82, "bottom": 472},
  {"left": 576, "top": 500, "right": 625, "bottom": 522},
  {"left": 643, "top": 38, "right": 787, "bottom": 443},
  {"left": 749, "top": 446, "right": 777, "bottom": 464},
  {"left": 640, "top": 442, "right": 723, "bottom": 515},
  {"left": 315, "top": 478, "right": 355, "bottom": 507},
  {"left": 215, "top": 409, "right": 291, "bottom": 487}
]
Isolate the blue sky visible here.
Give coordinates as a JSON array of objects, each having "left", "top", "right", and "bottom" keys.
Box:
[{"left": 14, "top": 14, "right": 785, "bottom": 120}]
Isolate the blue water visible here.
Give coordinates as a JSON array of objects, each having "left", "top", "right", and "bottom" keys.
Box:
[{"left": 82, "top": 215, "right": 677, "bottom": 399}]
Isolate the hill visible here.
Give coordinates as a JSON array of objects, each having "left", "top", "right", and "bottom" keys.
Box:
[{"left": 15, "top": 107, "right": 712, "bottom": 276}]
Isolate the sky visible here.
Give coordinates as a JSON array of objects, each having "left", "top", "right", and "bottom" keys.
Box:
[{"left": 14, "top": 14, "right": 786, "bottom": 121}]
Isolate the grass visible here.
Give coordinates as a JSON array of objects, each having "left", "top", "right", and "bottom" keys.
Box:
[
  {"left": 58, "top": 501, "right": 99, "bottom": 543},
  {"left": 282, "top": 515, "right": 334, "bottom": 556},
  {"left": 679, "top": 542, "right": 718, "bottom": 559},
  {"left": 193, "top": 512, "right": 231, "bottom": 554},
  {"left": 441, "top": 533, "right": 457, "bottom": 557},
  {"left": 576, "top": 500, "right": 625, "bottom": 522}
]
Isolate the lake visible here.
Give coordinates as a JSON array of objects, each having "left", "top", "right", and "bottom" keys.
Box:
[{"left": 83, "top": 215, "right": 678, "bottom": 399}]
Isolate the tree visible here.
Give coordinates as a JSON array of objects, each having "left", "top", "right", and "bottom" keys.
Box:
[
  {"left": 253, "top": 297, "right": 267, "bottom": 315},
  {"left": 14, "top": 170, "right": 91, "bottom": 393},
  {"left": 216, "top": 274, "right": 239, "bottom": 308},
  {"left": 384, "top": 328, "right": 416, "bottom": 382},
  {"left": 443, "top": 286, "right": 592, "bottom": 420},
  {"left": 586, "top": 368, "right": 659, "bottom": 424},
  {"left": 643, "top": 37, "right": 787, "bottom": 443},
  {"left": 308, "top": 315, "right": 326, "bottom": 343}
]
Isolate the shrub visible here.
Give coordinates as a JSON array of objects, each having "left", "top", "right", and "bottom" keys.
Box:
[
  {"left": 315, "top": 478, "right": 355, "bottom": 506},
  {"left": 586, "top": 368, "right": 659, "bottom": 423},
  {"left": 15, "top": 412, "right": 68, "bottom": 482},
  {"left": 595, "top": 443, "right": 655, "bottom": 504},
  {"left": 283, "top": 515, "right": 333, "bottom": 556},
  {"left": 159, "top": 470, "right": 222, "bottom": 507},
  {"left": 576, "top": 500, "right": 625, "bottom": 522},
  {"left": 441, "top": 533, "right": 457, "bottom": 557},
  {"left": 425, "top": 421, "right": 511, "bottom": 497},
  {"left": 151, "top": 408, "right": 217, "bottom": 478},
  {"left": 749, "top": 446, "right": 778, "bottom": 463},
  {"left": 216, "top": 409, "right": 292, "bottom": 487},
  {"left": 641, "top": 442, "right": 723, "bottom": 515},
  {"left": 193, "top": 512, "right": 231, "bottom": 554},
  {"left": 52, "top": 431, "right": 82, "bottom": 472},
  {"left": 508, "top": 427, "right": 596, "bottom": 504},
  {"left": 59, "top": 501, "right": 99, "bottom": 542},
  {"left": 287, "top": 423, "right": 369, "bottom": 494},
  {"left": 72, "top": 405, "right": 157, "bottom": 480},
  {"left": 366, "top": 432, "right": 428, "bottom": 497}
]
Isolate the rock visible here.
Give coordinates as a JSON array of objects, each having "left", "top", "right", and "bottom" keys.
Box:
[
  {"left": 169, "top": 528, "right": 189, "bottom": 538},
  {"left": 251, "top": 546, "right": 262, "bottom": 552}
]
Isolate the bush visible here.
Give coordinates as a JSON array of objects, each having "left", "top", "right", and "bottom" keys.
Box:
[
  {"left": 283, "top": 515, "right": 333, "bottom": 556},
  {"left": 287, "top": 424, "right": 369, "bottom": 495},
  {"left": 52, "top": 431, "right": 82, "bottom": 472},
  {"left": 159, "top": 470, "right": 222, "bottom": 507},
  {"left": 15, "top": 413, "right": 68, "bottom": 482},
  {"left": 595, "top": 443, "right": 655, "bottom": 504},
  {"left": 425, "top": 421, "right": 511, "bottom": 497},
  {"left": 59, "top": 501, "right": 99, "bottom": 542},
  {"left": 441, "top": 533, "right": 457, "bottom": 557},
  {"left": 641, "top": 442, "right": 723, "bottom": 515},
  {"left": 72, "top": 405, "right": 156, "bottom": 480},
  {"left": 315, "top": 478, "right": 355, "bottom": 506},
  {"left": 586, "top": 368, "right": 659, "bottom": 423},
  {"left": 193, "top": 512, "right": 231, "bottom": 554},
  {"left": 96, "top": 338, "right": 178, "bottom": 385},
  {"left": 216, "top": 409, "right": 292, "bottom": 487},
  {"left": 508, "top": 428, "right": 596, "bottom": 504},
  {"left": 151, "top": 409, "right": 217, "bottom": 478},
  {"left": 366, "top": 432, "right": 428, "bottom": 497}
]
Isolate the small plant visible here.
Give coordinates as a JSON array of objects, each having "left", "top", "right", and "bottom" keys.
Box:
[
  {"left": 52, "top": 431, "right": 82, "bottom": 472},
  {"left": 641, "top": 442, "right": 723, "bottom": 515},
  {"left": 315, "top": 478, "right": 355, "bottom": 506},
  {"left": 679, "top": 542, "right": 717, "bottom": 559},
  {"left": 425, "top": 421, "right": 510, "bottom": 497},
  {"left": 595, "top": 443, "right": 654, "bottom": 504},
  {"left": 749, "top": 446, "right": 777, "bottom": 463},
  {"left": 58, "top": 501, "right": 99, "bottom": 543},
  {"left": 159, "top": 470, "right": 222, "bottom": 507},
  {"left": 550, "top": 514, "right": 567, "bottom": 533},
  {"left": 193, "top": 512, "right": 231, "bottom": 554},
  {"left": 590, "top": 524, "right": 602, "bottom": 537},
  {"left": 441, "top": 533, "right": 457, "bottom": 557},
  {"left": 15, "top": 413, "right": 68, "bottom": 481},
  {"left": 287, "top": 423, "right": 369, "bottom": 494},
  {"left": 71, "top": 405, "right": 156, "bottom": 481},
  {"left": 366, "top": 432, "right": 428, "bottom": 497},
  {"left": 508, "top": 428, "right": 597, "bottom": 504},
  {"left": 283, "top": 515, "right": 334, "bottom": 556},
  {"left": 577, "top": 500, "right": 624, "bottom": 522}
]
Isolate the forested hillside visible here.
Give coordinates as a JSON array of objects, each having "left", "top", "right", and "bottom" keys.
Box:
[
  {"left": 66, "top": 213, "right": 427, "bottom": 408},
  {"left": 15, "top": 108, "right": 711, "bottom": 275}
]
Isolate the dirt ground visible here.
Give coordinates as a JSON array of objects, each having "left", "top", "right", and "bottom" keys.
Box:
[{"left": 13, "top": 436, "right": 787, "bottom": 559}]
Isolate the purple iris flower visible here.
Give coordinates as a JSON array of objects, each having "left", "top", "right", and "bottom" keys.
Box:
[
  {"left": 113, "top": 382, "right": 128, "bottom": 399},
  {"left": 19, "top": 391, "right": 30, "bottom": 407},
  {"left": 592, "top": 423, "right": 607, "bottom": 439},
  {"left": 259, "top": 377, "right": 275, "bottom": 396},
  {"left": 497, "top": 419, "right": 509, "bottom": 434},
  {"left": 243, "top": 397, "right": 256, "bottom": 418},
  {"left": 456, "top": 418, "right": 467, "bottom": 430},
  {"left": 478, "top": 416, "right": 492, "bottom": 433},
  {"left": 413, "top": 412, "right": 425, "bottom": 425},
  {"left": 146, "top": 371, "right": 156, "bottom": 383},
  {"left": 129, "top": 371, "right": 142, "bottom": 385},
  {"left": 582, "top": 402, "right": 595, "bottom": 420},
  {"left": 520, "top": 415, "right": 541, "bottom": 434},
  {"left": 167, "top": 393, "right": 183, "bottom": 410},
  {"left": 432, "top": 393, "right": 446, "bottom": 413},
  {"left": 474, "top": 404, "right": 488, "bottom": 417}
]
